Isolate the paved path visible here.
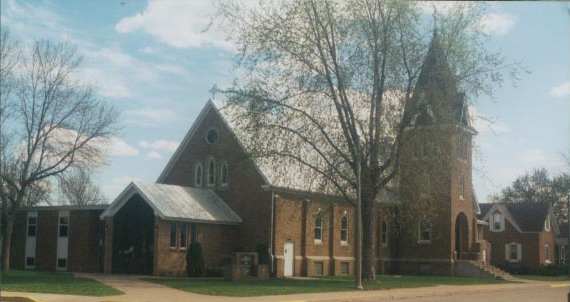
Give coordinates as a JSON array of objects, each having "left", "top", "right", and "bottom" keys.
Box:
[{"left": 2, "top": 275, "right": 569, "bottom": 302}]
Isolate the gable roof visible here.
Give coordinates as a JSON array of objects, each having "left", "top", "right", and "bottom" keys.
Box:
[
  {"left": 481, "top": 201, "right": 551, "bottom": 233},
  {"left": 100, "top": 182, "right": 242, "bottom": 225},
  {"left": 504, "top": 202, "right": 551, "bottom": 233},
  {"left": 157, "top": 100, "right": 270, "bottom": 186}
]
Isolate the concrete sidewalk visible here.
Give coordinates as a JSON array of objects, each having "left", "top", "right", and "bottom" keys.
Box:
[{"left": 2, "top": 275, "right": 561, "bottom": 302}]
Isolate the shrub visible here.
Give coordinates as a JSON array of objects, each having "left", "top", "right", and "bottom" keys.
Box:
[
  {"left": 256, "top": 243, "right": 270, "bottom": 265},
  {"left": 186, "top": 242, "right": 206, "bottom": 277}
]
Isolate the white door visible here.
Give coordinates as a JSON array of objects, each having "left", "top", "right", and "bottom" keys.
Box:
[{"left": 284, "top": 241, "right": 294, "bottom": 277}]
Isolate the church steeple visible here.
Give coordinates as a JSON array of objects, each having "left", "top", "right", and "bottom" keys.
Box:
[{"left": 403, "top": 28, "right": 469, "bottom": 128}]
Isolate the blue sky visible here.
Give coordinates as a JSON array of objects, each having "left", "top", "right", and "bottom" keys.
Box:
[{"left": 2, "top": 0, "right": 569, "bottom": 203}]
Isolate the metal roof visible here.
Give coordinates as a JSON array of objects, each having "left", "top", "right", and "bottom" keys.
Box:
[{"left": 100, "top": 182, "right": 242, "bottom": 225}]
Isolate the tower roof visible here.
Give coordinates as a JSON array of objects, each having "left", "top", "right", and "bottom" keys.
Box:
[{"left": 404, "top": 31, "right": 471, "bottom": 129}]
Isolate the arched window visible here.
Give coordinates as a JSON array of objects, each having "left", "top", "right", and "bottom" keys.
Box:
[
  {"left": 207, "top": 158, "right": 216, "bottom": 186},
  {"left": 545, "top": 244, "right": 551, "bottom": 263},
  {"left": 194, "top": 162, "right": 203, "bottom": 187},
  {"left": 459, "top": 175, "right": 465, "bottom": 200},
  {"left": 340, "top": 214, "right": 348, "bottom": 243},
  {"left": 381, "top": 221, "right": 388, "bottom": 247},
  {"left": 544, "top": 215, "right": 551, "bottom": 232},
  {"left": 314, "top": 214, "right": 323, "bottom": 242},
  {"left": 220, "top": 161, "right": 229, "bottom": 186},
  {"left": 418, "top": 219, "right": 432, "bottom": 243}
]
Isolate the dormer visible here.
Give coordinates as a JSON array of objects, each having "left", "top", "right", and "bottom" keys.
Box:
[{"left": 490, "top": 210, "right": 505, "bottom": 232}]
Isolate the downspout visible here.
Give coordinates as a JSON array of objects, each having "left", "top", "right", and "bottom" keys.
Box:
[{"left": 270, "top": 190, "right": 276, "bottom": 275}]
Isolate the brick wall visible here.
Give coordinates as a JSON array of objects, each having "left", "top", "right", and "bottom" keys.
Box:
[
  {"left": 11, "top": 208, "right": 104, "bottom": 273},
  {"left": 273, "top": 192, "right": 354, "bottom": 277},
  {"left": 160, "top": 106, "right": 272, "bottom": 253},
  {"left": 154, "top": 218, "right": 239, "bottom": 276},
  {"left": 483, "top": 219, "right": 544, "bottom": 270},
  {"left": 68, "top": 209, "right": 104, "bottom": 273}
]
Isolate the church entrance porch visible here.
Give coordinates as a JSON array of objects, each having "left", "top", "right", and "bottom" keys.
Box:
[{"left": 455, "top": 213, "right": 470, "bottom": 260}]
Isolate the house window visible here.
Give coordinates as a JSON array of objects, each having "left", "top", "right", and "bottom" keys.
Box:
[
  {"left": 207, "top": 158, "right": 216, "bottom": 186},
  {"left": 418, "top": 219, "right": 432, "bottom": 243},
  {"left": 206, "top": 128, "right": 219, "bottom": 144},
  {"left": 561, "top": 246, "right": 567, "bottom": 265},
  {"left": 314, "top": 214, "right": 323, "bottom": 243},
  {"left": 180, "top": 223, "right": 188, "bottom": 249},
  {"left": 545, "top": 244, "right": 551, "bottom": 263},
  {"left": 459, "top": 175, "right": 465, "bottom": 200},
  {"left": 340, "top": 262, "right": 350, "bottom": 275},
  {"left": 544, "top": 215, "right": 551, "bottom": 232},
  {"left": 314, "top": 262, "right": 324, "bottom": 276},
  {"left": 381, "top": 221, "right": 388, "bottom": 247},
  {"left": 169, "top": 223, "right": 177, "bottom": 248},
  {"left": 220, "top": 161, "right": 229, "bottom": 186},
  {"left": 194, "top": 162, "right": 203, "bottom": 187},
  {"left": 57, "top": 258, "right": 67, "bottom": 269},
  {"left": 340, "top": 214, "right": 348, "bottom": 244},
  {"left": 26, "top": 257, "right": 35, "bottom": 268},
  {"left": 491, "top": 211, "right": 504, "bottom": 232},
  {"left": 507, "top": 242, "right": 521, "bottom": 262},
  {"left": 58, "top": 215, "right": 69, "bottom": 238},
  {"left": 27, "top": 215, "right": 37, "bottom": 237}
]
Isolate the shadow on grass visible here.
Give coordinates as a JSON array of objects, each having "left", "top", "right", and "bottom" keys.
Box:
[
  {"left": 1, "top": 270, "right": 123, "bottom": 297},
  {"left": 142, "top": 275, "right": 507, "bottom": 297}
]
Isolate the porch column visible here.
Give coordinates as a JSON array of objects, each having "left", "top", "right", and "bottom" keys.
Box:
[{"left": 103, "top": 217, "right": 113, "bottom": 274}]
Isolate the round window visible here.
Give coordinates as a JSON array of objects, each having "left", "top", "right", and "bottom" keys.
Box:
[{"left": 206, "top": 129, "right": 219, "bottom": 144}]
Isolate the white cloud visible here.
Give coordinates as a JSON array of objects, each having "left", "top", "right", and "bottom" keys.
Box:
[
  {"left": 139, "top": 139, "right": 179, "bottom": 152},
  {"left": 78, "top": 68, "right": 131, "bottom": 98},
  {"left": 106, "top": 137, "right": 140, "bottom": 157},
  {"left": 550, "top": 81, "right": 570, "bottom": 98},
  {"left": 125, "top": 108, "right": 179, "bottom": 126},
  {"left": 115, "top": 0, "right": 232, "bottom": 50},
  {"left": 478, "top": 13, "right": 516, "bottom": 36},
  {"left": 146, "top": 151, "right": 163, "bottom": 160}
]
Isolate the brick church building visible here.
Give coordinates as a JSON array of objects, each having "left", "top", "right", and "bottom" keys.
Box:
[{"left": 12, "top": 33, "right": 497, "bottom": 277}]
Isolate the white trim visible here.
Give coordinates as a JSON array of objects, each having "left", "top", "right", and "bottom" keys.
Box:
[
  {"left": 482, "top": 204, "right": 522, "bottom": 232},
  {"left": 99, "top": 182, "right": 241, "bottom": 225},
  {"left": 194, "top": 162, "right": 204, "bottom": 187},
  {"left": 340, "top": 214, "right": 349, "bottom": 244},
  {"left": 305, "top": 256, "right": 331, "bottom": 261},
  {"left": 505, "top": 242, "right": 522, "bottom": 263},
  {"left": 333, "top": 256, "right": 355, "bottom": 261},
  {"left": 56, "top": 211, "right": 70, "bottom": 271},
  {"left": 25, "top": 212, "right": 38, "bottom": 269},
  {"left": 220, "top": 161, "right": 229, "bottom": 187}
]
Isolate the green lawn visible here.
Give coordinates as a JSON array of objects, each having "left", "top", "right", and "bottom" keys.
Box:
[
  {"left": 0, "top": 270, "right": 123, "bottom": 297},
  {"left": 516, "top": 275, "right": 570, "bottom": 282},
  {"left": 143, "top": 275, "right": 507, "bottom": 297}
]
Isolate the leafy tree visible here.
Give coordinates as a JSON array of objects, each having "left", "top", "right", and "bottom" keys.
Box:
[
  {"left": 215, "top": 0, "right": 522, "bottom": 284},
  {"left": 491, "top": 168, "right": 570, "bottom": 224}
]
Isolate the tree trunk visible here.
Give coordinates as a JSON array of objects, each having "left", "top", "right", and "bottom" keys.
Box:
[
  {"left": 2, "top": 215, "right": 14, "bottom": 271},
  {"left": 361, "top": 187, "right": 377, "bottom": 281}
]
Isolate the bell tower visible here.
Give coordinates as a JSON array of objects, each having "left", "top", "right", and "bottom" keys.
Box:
[{"left": 397, "top": 30, "right": 478, "bottom": 268}]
